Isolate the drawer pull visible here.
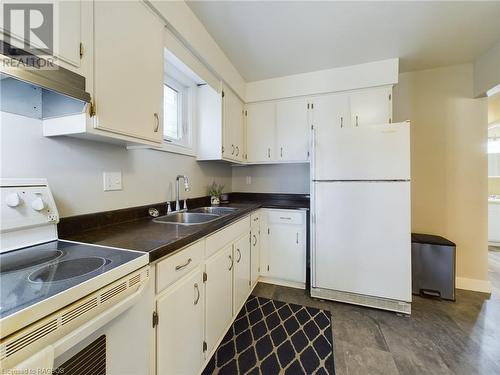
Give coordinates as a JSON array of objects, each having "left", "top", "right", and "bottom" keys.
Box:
[
  {"left": 279, "top": 217, "right": 292, "bottom": 220},
  {"left": 194, "top": 283, "right": 200, "bottom": 305},
  {"left": 175, "top": 258, "right": 192, "bottom": 271},
  {"left": 236, "top": 248, "right": 242, "bottom": 263}
]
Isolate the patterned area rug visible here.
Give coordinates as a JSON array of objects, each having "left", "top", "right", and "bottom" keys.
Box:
[{"left": 202, "top": 295, "right": 334, "bottom": 375}]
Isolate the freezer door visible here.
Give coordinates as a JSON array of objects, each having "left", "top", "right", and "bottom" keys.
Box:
[
  {"left": 312, "top": 181, "right": 411, "bottom": 302},
  {"left": 314, "top": 121, "right": 410, "bottom": 181}
]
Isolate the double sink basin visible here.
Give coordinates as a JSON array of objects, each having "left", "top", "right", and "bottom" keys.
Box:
[{"left": 153, "top": 206, "right": 238, "bottom": 226}]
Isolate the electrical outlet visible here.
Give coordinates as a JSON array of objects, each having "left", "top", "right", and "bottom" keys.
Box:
[
  {"left": 246, "top": 176, "right": 252, "bottom": 185},
  {"left": 103, "top": 171, "right": 122, "bottom": 191}
]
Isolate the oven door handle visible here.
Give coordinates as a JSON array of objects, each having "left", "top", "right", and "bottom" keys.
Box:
[{"left": 52, "top": 282, "right": 148, "bottom": 358}]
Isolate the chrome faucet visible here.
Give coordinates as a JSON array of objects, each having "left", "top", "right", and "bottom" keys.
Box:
[{"left": 175, "top": 175, "right": 190, "bottom": 211}]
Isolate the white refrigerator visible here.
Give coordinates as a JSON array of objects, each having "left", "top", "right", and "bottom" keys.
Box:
[{"left": 310, "top": 120, "right": 412, "bottom": 314}]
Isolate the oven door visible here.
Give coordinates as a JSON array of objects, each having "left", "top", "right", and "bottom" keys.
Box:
[{"left": 52, "top": 279, "right": 154, "bottom": 375}]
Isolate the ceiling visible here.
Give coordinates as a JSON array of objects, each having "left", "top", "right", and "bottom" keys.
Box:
[{"left": 186, "top": 1, "right": 500, "bottom": 82}]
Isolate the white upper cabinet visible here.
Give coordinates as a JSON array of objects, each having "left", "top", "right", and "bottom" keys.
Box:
[
  {"left": 246, "top": 102, "right": 275, "bottom": 162},
  {"left": 349, "top": 86, "right": 392, "bottom": 127},
  {"left": 222, "top": 86, "right": 245, "bottom": 162},
  {"left": 276, "top": 98, "right": 310, "bottom": 161},
  {"left": 56, "top": 0, "right": 82, "bottom": 68},
  {"left": 93, "top": 1, "right": 164, "bottom": 144}
]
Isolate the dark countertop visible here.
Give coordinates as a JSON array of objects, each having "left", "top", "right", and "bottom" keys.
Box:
[{"left": 59, "top": 193, "right": 309, "bottom": 263}]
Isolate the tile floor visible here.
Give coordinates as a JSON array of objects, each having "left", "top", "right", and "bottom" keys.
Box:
[{"left": 252, "top": 281, "right": 500, "bottom": 375}]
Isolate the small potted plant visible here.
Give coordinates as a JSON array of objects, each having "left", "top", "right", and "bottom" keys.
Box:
[{"left": 208, "top": 181, "right": 224, "bottom": 206}]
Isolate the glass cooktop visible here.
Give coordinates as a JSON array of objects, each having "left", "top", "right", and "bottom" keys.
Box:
[{"left": 0, "top": 240, "right": 144, "bottom": 320}]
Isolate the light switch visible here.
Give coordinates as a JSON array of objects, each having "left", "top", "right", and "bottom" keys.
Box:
[
  {"left": 246, "top": 176, "right": 252, "bottom": 185},
  {"left": 103, "top": 171, "right": 122, "bottom": 191}
]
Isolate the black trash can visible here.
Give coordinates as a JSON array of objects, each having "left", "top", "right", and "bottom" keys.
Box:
[{"left": 411, "top": 233, "right": 456, "bottom": 301}]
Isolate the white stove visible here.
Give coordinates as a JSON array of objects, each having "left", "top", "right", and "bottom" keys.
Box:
[{"left": 0, "top": 179, "right": 151, "bottom": 371}]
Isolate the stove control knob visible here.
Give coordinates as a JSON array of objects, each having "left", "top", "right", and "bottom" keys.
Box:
[
  {"left": 31, "top": 196, "right": 46, "bottom": 211},
  {"left": 6, "top": 193, "right": 21, "bottom": 207}
]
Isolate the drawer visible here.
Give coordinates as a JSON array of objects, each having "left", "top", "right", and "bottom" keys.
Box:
[
  {"left": 250, "top": 211, "right": 260, "bottom": 226},
  {"left": 267, "top": 209, "right": 304, "bottom": 225},
  {"left": 156, "top": 240, "right": 204, "bottom": 293},
  {"left": 206, "top": 216, "right": 250, "bottom": 259}
]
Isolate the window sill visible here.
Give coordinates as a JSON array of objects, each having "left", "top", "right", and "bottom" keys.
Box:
[{"left": 127, "top": 142, "right": 196, "bottom": 157}]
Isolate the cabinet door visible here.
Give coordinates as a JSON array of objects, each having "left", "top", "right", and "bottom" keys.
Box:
[
  {"left": 268, "top": 223, "right": 306, "bottom": 283},
  {"left": 205, "top": 244, "right": 233, "bottom": 354},
  {"left": 233, "top": 233, "right": 251, "bottom": 314},
  {"left": 93, "top": 1, "right": 163, "bottom": 143},
  {"left": 223, "top": 88, "right": 244, "bottom": 161},
  {"left": 57, "top": 0, "right": 82, "bottom": 68},
  {"left": 246, "top": 102, "right": 275, "bottom": 162},
  {"left": 250, "top": 225, "right": 260, "bottom": 286},
  {"left": 157, "top": 268, "right": 204, "bottom": 375},
  {"left": 276, "top": 98, "right": 309, "bottom": 161},
  {"left": 311, "top": 93, "right": 350, "bottom": 180},
  {"left": 260, "top": 211, "right": 270, "bottom": 276},
  {"left": 350, "top": 87, "right": 392, "bottom": 127}
]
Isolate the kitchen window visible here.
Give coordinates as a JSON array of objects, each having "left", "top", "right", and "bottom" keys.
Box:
[{"left": 162, "top": 76, "right": 192, "bottom": 153}]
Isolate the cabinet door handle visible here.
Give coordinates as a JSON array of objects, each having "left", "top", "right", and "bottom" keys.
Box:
[
  {"left": 355, "top": 115, "right": 359, "bottom": 127},
  {"left": 194, "top": 283, "right": 200, "bottom": 305},
  {"left": 296, "top": 232, "right": 299, "bottom": 244},
  {"left": 280, "top": 147, "right": 283, "bottom": 158},
  {"left": 231, "top": 144, "right": 235, "bottom": 155},
  {"left": 236, "top": 146, "right": 239, "bottom": 156},
  {"left": 236, "top": 248, "right": 242, "bottom": 263},
  {"left": 340, "top": 116, "right": 343, "bottom": 128},
  {"left": 252, "top": 235, "right": 257, "bottom": 246},
  {"left": 228, "top": 254, "right": 234, "bottom": 270},
  {"left": 175, "top": 258, "right": 192, "bottom": 271},
  {"left": 153, "top": 113, "right": 160, "bottom": 132},
  {"left": 268, "top": 148, "right": 270, "bottom": 158}
]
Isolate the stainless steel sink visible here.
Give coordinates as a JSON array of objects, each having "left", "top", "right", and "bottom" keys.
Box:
[
  {"left": 188, "top": 206, "right": 238, "bottom": 215},
  {"left": 153, "top": 212, "right": 220, "bottom": 226}
]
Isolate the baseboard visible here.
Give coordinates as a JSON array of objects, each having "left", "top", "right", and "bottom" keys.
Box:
[
  {"left": 258, "top": 276, "right": 305, "bottom": 290},
  {"left": 455, "top": 277, "right": 492, "bottom": 293}
]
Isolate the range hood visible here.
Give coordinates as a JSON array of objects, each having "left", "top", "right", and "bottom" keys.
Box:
[{"left": 0, "top": 41, "right": 91, "bottom": 119}]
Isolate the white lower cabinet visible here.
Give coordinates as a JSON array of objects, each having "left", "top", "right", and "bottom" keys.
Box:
[
  {"left": 250, "top": 223, "right": 260, "bottom": 287},
  {"left": 204, "top": 243, "right": 234, "bottom": 355},
  {"left": 154, "top": 210, "right": 306, "bottom": 374},
  {"left": 233, "top": 233, "right": 251, "bottom": 315},
  {"left": 261, "top": 209, "right": 307, "bottom": 286},
  {"left": 156, "top": 267, "right": 204, "bottom": 375}
]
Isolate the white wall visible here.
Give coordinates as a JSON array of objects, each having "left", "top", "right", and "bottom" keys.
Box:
[
  {"left": 0, "top": 112, "right": 232, "bottom": 218},
  {"left": 149, "top": 0, "right": 246, "bottom": 99},
  {"left": 474, "top": 42, "right": 500, "bottom": 97},
  {"left": 394, "top": 64, "right": 490, "bottom": 291},
  {"left": 232, "top": 164, "right": 309, "bottom": 194},
  {"left": 245, "top": 58, "right": 398, "bottom": 102}
]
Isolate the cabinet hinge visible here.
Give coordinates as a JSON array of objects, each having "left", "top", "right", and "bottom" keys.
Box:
[
  {"left": 267, "top": 228, "right": 270, "bottom": 235},
  {"left": 311, "top": 124, "right": 314, "bottom": 130},
  {"left": 152, "top": 311, "right": 159, "bottom": 328},
  {"left": 311, "top": 103, "right": 314, "bottom": 109},
  {"left": 203, "top": 272, "right": 207, "bottom": 282},
  {"left": 79, "top": 42, "right": 84, "bottom": 59},
  {"left": 245, "top": 110, "right": 247, "bottom": 116},
  {"left": 258, "top": 266, "right": 260, "bottom": 272},
  {"left": 222, "top": 146, "right": 225, "bottom": 154},
  {"left": 222, "top": 90, "right": 225, "bottom": 98},
  {"left": 307, "top": 151, "right": 310, "bottom": 157},
  {"left": 389, "top": 118, "right": 392, "bottom": 124},
  {"left": 89, "top": 101, "right": 96, "bottom": 117},
  {"left": 203, "top": 341, "right": 208, "bottom": 352},
  {"left": 267, "top": 265, "right": 270, "bottom": 272},
  {"left": 389, "top": 93, "right": 392, "bottom": 101}
]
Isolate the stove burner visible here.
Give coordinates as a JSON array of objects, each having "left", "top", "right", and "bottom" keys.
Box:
[
  {"left": 28, "top": 257, "right": 109, "bottom": 283},
  {"left": 0, "top": 250, "right": 63, "bottom": 273}
]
